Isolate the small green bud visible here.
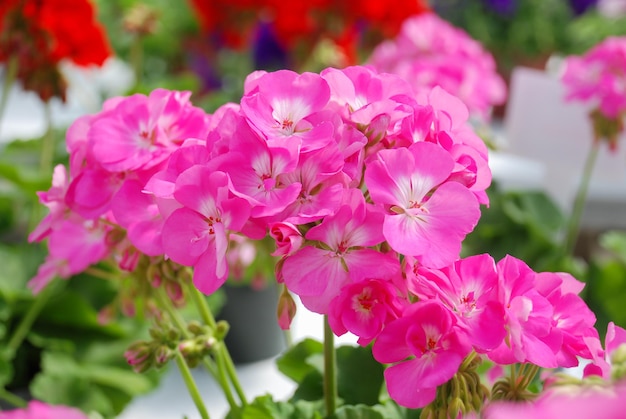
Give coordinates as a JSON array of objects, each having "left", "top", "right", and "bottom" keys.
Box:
[{"left": 215, "top": 320, "right": 230, "bottom": 340}]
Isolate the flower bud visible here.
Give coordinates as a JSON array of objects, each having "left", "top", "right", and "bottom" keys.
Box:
[{"left": 277, "top": 287, "right": 297, "bottom": 330}]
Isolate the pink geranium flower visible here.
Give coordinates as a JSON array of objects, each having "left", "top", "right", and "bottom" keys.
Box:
[
  {"left": 372, "top": 300, "right": 471, "bottom": 408},
  {"left": 281, "top": 192, "right": 400, "bottom": 313},
  {"left": 28, "top": 164, "right": 72, "bottom": 242},
  {"left": 561, "top": 36, "right": 626, "bottom": 119},
  {"left": 161, "top": 167, "right": 251, "bottom": 294},
  {"left": 489, "top": 256, "right": 562, "bottom": 368},
  {"left": 29, "top": 219, "right": 111, "bottom": 293},
  {"left": 364, "top": 141, "right": 480, "bottom": 268},
  {"left": 367, "top": 13, "right": 506, "bottom": 121},
  {"left": 241, "top": 69, "right": 334, "bottom": 152},
  {"left": 409, "top": 253, "right": 506, "bottom": 352},
  {"left": 534, "top": 271, "right": 600, "bottom": 368},
  {"left": 328, "top": 277, "right": 406, "bottom": 346},
  {"left": 88, "top": 89, "right": 210, "bottom": 172},
  {"left": 0, "top": 400, "right": 88, "bottom": 419}
]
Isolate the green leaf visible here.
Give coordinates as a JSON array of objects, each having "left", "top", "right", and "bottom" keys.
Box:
[
  {"left": 0, "top": 355, "right": 14, "bottom": 387},
  {"left": 276, "top": 338, "right": 323, "bottom": 383},
  {"left": 600, "top": 231, "right": 626, "bottom": 265},
  {"left": 227, "top": 394, "right": 322, "bottom": 419},
  {"left": 30, "top": 373, "right": 114, "bottom": 418},
  {"left": 330, "top": 404, "right": 385, "bottom": 419},
  {"left": 336, "top": 345, "right": 384, "bottom": 406},
  {"left": 291, "top": 370, "right": 324, "bottom": 402}
]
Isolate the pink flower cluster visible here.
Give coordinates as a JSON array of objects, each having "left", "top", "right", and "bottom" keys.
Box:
[
  {"left": 561, "top": 36, "right": 626, "bottom": 119},
  {"left": 0, "top": 401, "right": 87, "bottom": 419},
  {"left": 29, "top": 65, "right": 609, "bottom": 409},
  {"left": 366, "top": 13, "right": 506, "bottom": 121}
]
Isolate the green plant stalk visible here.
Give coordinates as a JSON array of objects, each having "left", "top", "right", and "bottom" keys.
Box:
[
  {"left": 214, "top": 345, "right": 239, "bottom": 410},
  {"left": 323, "top": 315, "right": 337, "bottom": 417},
  {"left": 188, "top": 284, "right": 247, "bottom": 406},
  {"left": 130, "top": 35, "right": 144, "bottom": 89},
  {"left": 0, "top": 55, "right": 18, "bottom": 140},
  {"left": 39, "top": 102, "right": 55, "bottom": 175},
  {"left": 174, "top": 349, "right": 211, "bottom": 419},
  {"left": 0, "top": 388, "right": 27, "bottom": 409},
  {"left": 563, "top": 140, "right": 600, "bottom": 257},
  {"left": 5, "top": 279, "right": 62, "bottom": 360}
]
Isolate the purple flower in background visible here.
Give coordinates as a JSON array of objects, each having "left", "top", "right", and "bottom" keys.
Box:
[
  {"left": 252, "top": 20, "right": 288, "bottom": 71},
  {"left": 569, "top": 0, "right": 598, "bottom": 15},
  {"left": 483, "top": 0, "right": 518, "bottom": 16}
]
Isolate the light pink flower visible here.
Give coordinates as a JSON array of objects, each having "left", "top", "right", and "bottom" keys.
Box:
[
  {"left": 409, "top": 253, "right": 506, "bottom": 352},
  {"left": 364, "top": 141, "right": 480, "bottom": 268},
  {"left": 485, "top": 383, "right": 626, "bottom": 419},
  {"left": 88, "top": 89, "right": 210, "bottom": 172},
  {"left": 367, "top": 13, "right": 506, "bottom": 121},
  {"left": 0, "top": 400, "right": 88, "bottom": 419},
  {"left": 161, "top": 167, "right": 251, "bottom": 295},
  {"left": 241, "top": 69, "right": 334, "bottom": 152},
  {"left": 328, "top": 277, "right": 406, "bottom": 346},
  {"left": 28, "top": 164, "right": 71, "bottom": 242},
  {"left": 29, "top": 219, "right": 111, "bottom": 293},
  {"left": 281, "top": 192, "right": 400, "bottom": 314},
  {"left": 561, "top": 36, "right": 626, "bottom": 119},
  {"left": 583, "top": 321, "right": 626, "bottom": 378},
  {"left": 488, "top": 255, "right": 562, "bottom": 368},
  {"left": 212, "top": 119, "right": 302, "bottom": 218},
  {"left": 372, "top": 300, "right": 471, "bottom": 408},
  {"left": 534, "top": 271, "right": 599, "bottom": 368}
]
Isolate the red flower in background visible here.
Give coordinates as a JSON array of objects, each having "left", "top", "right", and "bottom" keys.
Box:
[
  {"left": 0, "top": 0, "right": 111, "bottom": 101},
  {"left": 187, "top": 0, "right": 430, "bottom": 68}
]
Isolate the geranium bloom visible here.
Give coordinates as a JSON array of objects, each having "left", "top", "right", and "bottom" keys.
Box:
[
  {"left": 367, "top": 13, "right": 506, "bottom": 121},
  {"left": 281, "top": 192, "right": 400, "bottom": 313},
  {"left": 488, "top": 255, "right": 562, "bottom": 368},
  {"left": 29, "top": 219, "right": 111, "bottom": 293},
  {"left": 161, "top": 167, "right": 251, "bottom": 294},
  {"left": 583, "top": 321, "right": 626, "bottom": 378},
  {"left": 0, "top": 400, "right": 88, "bottom": 419},
  {"left": 241, "top": 70, "right": 334, "bottom": 151},
  {"left": 561, "top": 36, "right": 626, "bottom": 119},
  {"left": 88, "top": 89, "right": 211, "bottom": 173},
  {"left": 409, "top": 253, "right": 506, "bottom": 352},
  {"left": 534, "top": 271, "right": 600, "bottom": 367},
  {"left": 372, "top": 300, "right": 471, "bottom": 408},
  {"left": 328, "top": 277, "right": 406, "bottom": 346},
  {"left": 364, "top": 141, "right": 480, "bottom": 268}
]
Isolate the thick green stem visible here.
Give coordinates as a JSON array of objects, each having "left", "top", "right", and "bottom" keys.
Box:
[
  {"left": 174, "top": 349, "right": 210, "bottom": 419},
  {"left": 323, "top": 315, "right": 337, "bottom": 417},
  {"left": 563, "top": 141, "right": 600, "bottom": 257},
  {"left": 189, "top": 284, "right": 217, "bottom": 329},
  {"left": 39, "top": 102, "right": 55, "bottom": 175},
  {"left": 214, "top": 345, "right": 239, "bottom": 409},
  {"left": 0, "top": 388, "right": 27, "bottom": 409},
  {"left": 5, "top": 279, "right": 61, "bottom": 360},
  {"left": 0, "top": 56, "right": 18, "bottom": 140},
  {"left": 130, "top": 35, "right": 144, "bottom": 89}
]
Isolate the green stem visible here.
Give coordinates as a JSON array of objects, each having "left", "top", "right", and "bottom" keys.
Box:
[
  {"left": 214, "top": 345, "right": 239, "bottom": 409},
  {"left": 323, "top": 315, "right": 337, "bottom": 417},
  {"left": 0, "top": 388, "right": 27, "bottom": 409},
  {"left": 563, "top": 140, "right": 600, "bottom": 257},
  {"left": 188, "top": 283, "right": 247, "bottom": 406},
  {"left": 189, "top": 284, "right": 217, "bottom": 329},
  {"left": 5, "top": 279, "right": 61, "bottom": 360},
  {"left": 39, "top": 102, "right": 55, "bottom": 175},
  {"left": 130, "top": 35, "right": 144, "bottom": 90},
  {"left": 0, "top": 56, "right": 18, "bottom": 140},
  {"left": 174, "top": 349, "right": 210, "bottom": 419}
]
